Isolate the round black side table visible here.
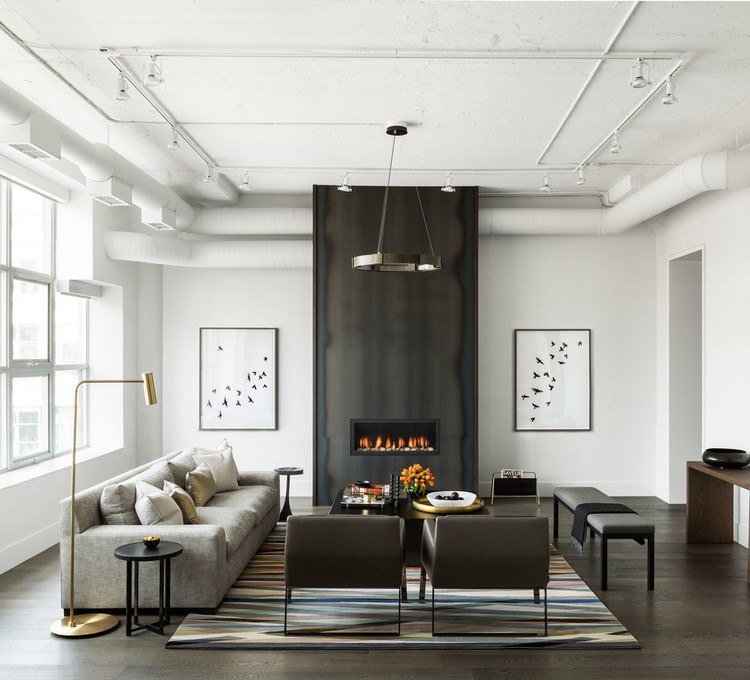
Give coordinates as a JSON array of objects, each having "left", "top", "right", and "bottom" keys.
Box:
[
  {"left": 275, "top": 467, "right": 303, "bottom": 522},
  {"left": 114, "top": 541, "right": 183, "bottom": 636}
]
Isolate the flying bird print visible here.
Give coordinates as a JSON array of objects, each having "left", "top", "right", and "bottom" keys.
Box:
[
  {"left": 262, "top": 384, "right": 268, "bottom": 389},
  {"left": 532, "top": 387, "right": 543, "bottom": 394},
  {"left": 217, "top": 345, "right": 223, "bottom": 351},
  {"left": 549, "top": 384, "right": 555, "bottom": 390},
  {"left": 578, "top": 341, "right": 583, "bottom": 346},
  {"left": 532, "top": 403, "right": 540, "bottom": 409},
  {"left": 222, "top": 397, "right": 228, "bottom": 407},
  {"left": 252, "top": 385, "right": 257, "bottom": 390},
  {"left": 247, "top": 373, "right": 252, "bottom": 381},
  {"left": 225, "top": 386, "right": 231, "bottom": 391},
  {"left": 543, "top": 372, "right": 549, "bottom": 378},
  {"left": 236, "top": 400, "right": 241, "bottom": 406},
  {"left": 521, "top": 394, "right": 529, "bottom": 400},
  {"left": 218, "top": 411, "right": 223, "bottom": 419},
  {"left": 237, "top": 390, "right": 242, "bottom": 396},
  {"left": 536, "top": 357, "right": 544, "bottom": 365},
  {"left": 533, "top": 372, "right": 540, "bottom": 379},
  {"left": 558, "top": 361, "right": 566, "bottom": 365},
  {"left": 263, "top": 357, "right": 268, "bottom": 362},
  {"left": 549, "top": 354, "right": 554, "bottom": 360},
  {"left": 248, "top": 396, "right": 254, "bottom": 403},
  {"left": 211, "top": 388, "right": 217, "bottom": 394},
  {"left": 531, "top": 417, "right": 536, "bottom": 422},
  {"left": 207, "top": 400, "right": 212, "bottom": 408},
  {"left": 551, "top": 341, "right": 556, "bottom": 347},
  {"left": 546, "top": 401, "right": 551, "bottom": 406}
]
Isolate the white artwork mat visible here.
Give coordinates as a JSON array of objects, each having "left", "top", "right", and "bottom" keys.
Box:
[
  {"left": 200, "top": 328, "right": 277, "bottom": 430},
  {"left": 515, "top": 329, "right": 590, "bottom": 431}
]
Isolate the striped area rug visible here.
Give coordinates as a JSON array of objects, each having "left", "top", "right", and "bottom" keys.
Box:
[{"left": 166, "top": 525, "right": 639, "bottom": 649}]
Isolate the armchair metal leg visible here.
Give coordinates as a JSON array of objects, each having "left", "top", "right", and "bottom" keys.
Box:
[
  {"left": 401, "top": 570, "right": 408, "bottom": 602},
  {"left": 419, "top": 567, "right": 426, "bottom": 602},
  {"left": 533, "top": 588, "right": 540, "bottom": 604},
  {"left": 287, "top": 588, "right": 292, "bottom": 603},
  {"left": 601, "top": 537, "right": 608, "bottom": 591},
  {"left": 647, "top": 534, "right": 655, "bottom": 590},
  {"left": 431, "top": 587, "right": 435, "bottom": 636},
  {"left": 283, "top": 586, "right": 289, "bottom": 634},
  {"left": 397, "top": 588, "right": 401, "bottom": 636},
  {"left": 544, "top": 588, "right": 548, "bottom": 636},
  {"left": 553, "top": 497, "right": 559, "bottom": 538}
]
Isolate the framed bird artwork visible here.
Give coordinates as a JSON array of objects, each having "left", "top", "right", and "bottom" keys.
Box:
[
  {"left": 200, "top": 327, "right": 278, "bottom": 430},
  {"left": 514, "top": 329, "right": 591, "bottom": 431}
]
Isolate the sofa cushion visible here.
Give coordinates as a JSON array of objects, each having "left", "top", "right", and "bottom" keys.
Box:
[
  {"left": 195, "top": 506, "right": 259, "bottom": 557},
  {"left": 164, "top": 480, "right": 198, "bottom": 524},
  {"left": 186, "top": 463, "right": 216, "bottom": 507},
  {"left": 167, "top": 449, "right": 199, "bottom": 489},
  {"left": 193, "top": 448, "right": 239, "bottom": 492},
  {"left": 135, "top": 481, "right": 183, "bottom": 526},
  {"left": 207, "top": 485, "right": 277, "bottom": 518},
  {"left": 100, "top": 461, "right": 174, "bottom": 525}
]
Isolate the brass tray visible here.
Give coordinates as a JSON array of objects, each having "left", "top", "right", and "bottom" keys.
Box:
[{"left": 411, "top": 496, "right": 485, "bottom": 514}]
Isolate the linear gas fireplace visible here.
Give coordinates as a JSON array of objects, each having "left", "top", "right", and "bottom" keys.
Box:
[{"left": 351, "top": 419, "right": 439, "bottom": 456}]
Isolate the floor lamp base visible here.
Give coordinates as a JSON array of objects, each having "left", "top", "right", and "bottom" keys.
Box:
[{"left": 50, "top": 613, "right": 120, "bottom": 637}]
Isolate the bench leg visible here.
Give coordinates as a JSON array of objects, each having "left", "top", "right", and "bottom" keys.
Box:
[
  {"left": 648, "top": 534, "right": 655, "bottom": 590},
  {"left": 553, "top": 497, "right": 559, "bottom": 538},
  {"left": 601, "top": 537, "right": 608, "bottom": 591},
  {"left": 533, "top": 588, "right": 540, "bottom": 604},
  {"left": 419, "top": 567, "right": 426, "bottom": 602},
  {"left": 284, "top": 586, "right": 289, "bottom": 634},
  {"left": 544, "top": 588, "right": 548, "bottom": 636}
]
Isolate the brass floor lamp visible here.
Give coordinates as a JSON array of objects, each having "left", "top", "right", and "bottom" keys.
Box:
[{"left": 50, "top": 372, "right": 158, "bottom": 638}]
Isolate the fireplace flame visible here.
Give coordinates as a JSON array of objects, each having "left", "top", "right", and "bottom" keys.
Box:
[{"left": 357, "top": 434, "right": 433, "bottom": 452}]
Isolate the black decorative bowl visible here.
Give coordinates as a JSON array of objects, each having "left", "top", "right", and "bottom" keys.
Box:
[
  {"left": 143, "top": 536, "right": 160, "bottom": 549},
  {"left": 702, "top": 448, "right": 750, "bottom": 469}
]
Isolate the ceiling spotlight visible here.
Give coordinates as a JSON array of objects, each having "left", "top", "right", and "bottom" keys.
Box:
[
  {"left": 662, "top": 77, "right": 677, "bottom": 105},
  {"left": 115, "top": 72, "right": 129, "bottom": 101},
  {"left": 629, "top": 58, "right": 650, "bottom": 89},
  {"left": 539, "top": 173, "right": 552, "bottom": 193},
  {"left": 239, "top": 172, "right": 252, "bottom": 192},
  {"left": 441, "top": 173, "right": 456, "bottom": 193},
  {"left": 143, "top": 55, "right": 163, "bottom": 87},
  {"left": 167, "top": 127, "right": 180, "bottom": 151},
  {"left": 337, "top": 173, "right": 352, "bottom": 192},
  {"left": 610, "top": 131, "right": 622, "bottom": 154},
  {"left": 576, "top": 167, "right": 587, "bottom": 185},
  {"left": 202, "top": 164, "right": 215, "bottom": 183}
]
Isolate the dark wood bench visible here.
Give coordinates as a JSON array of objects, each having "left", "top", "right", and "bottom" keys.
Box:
[{"left": 553, "top": 487, "right": 655, "bottom": 590}]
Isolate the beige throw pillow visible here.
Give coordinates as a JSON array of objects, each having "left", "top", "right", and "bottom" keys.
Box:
[
  {"left": 134, "top": 481, "right": 183, "bottom": 526},
  {"left": 163, "top": 480, "right": 198, "bottom": 524},
  {"left": 186, "top": 463, "right": 216, "bottom": 506},
  {"left": 192, "top": 447, "right": 239, "bottom": 492}
]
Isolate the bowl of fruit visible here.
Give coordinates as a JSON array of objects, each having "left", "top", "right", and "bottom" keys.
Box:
[{"left": 426, "top": 491, "right": 477, "bottom": 508}]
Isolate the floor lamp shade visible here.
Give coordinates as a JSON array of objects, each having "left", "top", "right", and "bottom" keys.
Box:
[{"left": 50, "top": 372, "right": 159, "bottom": 638}]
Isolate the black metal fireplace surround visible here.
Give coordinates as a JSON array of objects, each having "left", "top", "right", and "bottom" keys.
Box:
[{"left": 313, "top": 185, "right": 478, "bottom": 504}]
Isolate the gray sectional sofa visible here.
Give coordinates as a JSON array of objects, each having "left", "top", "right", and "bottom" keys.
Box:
[{"left": 60, "top": 448, "right": 279, "bottom": 611}]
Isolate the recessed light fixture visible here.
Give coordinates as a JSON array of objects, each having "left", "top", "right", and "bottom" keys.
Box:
[
  {"left": 661, "top": 77, "right": 677, "bottom": 105},
  {"left": 202, "top": 164, "right": 215, "bottom": 183},
  {"left": 539, "top": 173, "right": 552, "bottom": 192},
  {"left": 629, "top": 58, "right": 650, "bottom": 89},
  {"left": 115, "top": 72, "right": 129, "bottom": 101},
  {"left": 143, "top": 55, "right": 163, "bottom": 87},
  {"left": 352, "top": 124, "right": 441, "bottom": 273},
  {"left": 610, "top": 131, "right": 622, "bottom": 154},
  {"left": 167, "top": 127, "right": 180, "bottom": 151},
  {"left": 337, "top": 173, "right": 352, "bottom": 192},
  {"left": 239, "top": 172, "right": 252, "bottom": 192},
  {"left": 576, "top": 167, "right": 587, "bottom": 185},
  {"left": 441, "top": 173, "right": 456, "bottom": 193}
]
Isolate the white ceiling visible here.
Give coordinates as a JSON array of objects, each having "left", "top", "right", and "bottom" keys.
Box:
[{"left": 1, "top": 1, "right": 750, "bottom": 202}]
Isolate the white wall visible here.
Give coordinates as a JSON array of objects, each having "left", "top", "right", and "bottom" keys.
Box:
[
  {"left": 162, "top": 267, "right": 312, "bottom": 496},
  {"left": 656, "top": 188, "right": 750, "bottom": 546},
  {"left": 668, "top": 256, "right": 703, "bottom": 503},
  {"left": 478, "top": 226, "right": 657, "bottom": 497}
]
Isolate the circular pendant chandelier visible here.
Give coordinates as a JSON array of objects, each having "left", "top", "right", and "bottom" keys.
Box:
[{"left": 351, "top": 124, "right": 442, "bottom": 272}]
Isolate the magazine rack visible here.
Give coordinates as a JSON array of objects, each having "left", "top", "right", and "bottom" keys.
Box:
[{"left": 490, "top": 470, "right": 540, "bottom": 506}]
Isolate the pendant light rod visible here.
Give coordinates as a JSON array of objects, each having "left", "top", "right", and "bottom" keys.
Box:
[
  {"left": 415, "top": 187, "right": 435, "bottom": 256},
  {"left": 376, "top": 130, "right": 399, "bottom": 254}
]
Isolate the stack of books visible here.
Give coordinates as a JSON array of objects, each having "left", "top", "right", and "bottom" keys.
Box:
[{"left": 341, "top": 481, "right": 392, "bottom": 506}]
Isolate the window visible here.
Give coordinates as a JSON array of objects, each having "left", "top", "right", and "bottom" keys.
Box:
[{"left": 0, "top": 179, "right": 88, "bottom": 472}]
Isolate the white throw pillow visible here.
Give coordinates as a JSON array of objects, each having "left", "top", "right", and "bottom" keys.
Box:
[
  {"left": 134, "top": 481, "right": 183, "bottom": 526},
  {"left": 192, "top": 446, "right": 239, "bottom": 492}
]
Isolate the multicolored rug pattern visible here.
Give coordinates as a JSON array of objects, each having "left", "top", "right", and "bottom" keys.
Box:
[{"left": 166, "top": 525, "right": 639, "bottom": 649}]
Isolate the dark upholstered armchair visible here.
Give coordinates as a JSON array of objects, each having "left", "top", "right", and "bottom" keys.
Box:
[
  {"left": 420, "top": 516, "right": 550, "bottom": 635},
  {"left": 284, "top": 515, "right": 405, "bottom": 635}
]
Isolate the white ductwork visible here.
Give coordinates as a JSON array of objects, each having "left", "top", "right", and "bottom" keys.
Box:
[
  {"left": 0, "top": 79, "right": 197, "bottom": 229},
  {"left": 480, "top": 150, "right": 750, "bottom": 236},
  {"left": 103, "top": 231, "right": 312, "bottom": 268},
  {"left": 194, "top": 206, "right": 313, "bottom": 235}
]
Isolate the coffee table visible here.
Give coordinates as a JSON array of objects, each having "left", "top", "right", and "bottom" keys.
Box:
[{"left": 329, "top": 489, "right": 490, "bottom": 566}]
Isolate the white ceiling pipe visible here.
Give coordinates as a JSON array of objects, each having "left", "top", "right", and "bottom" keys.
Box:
[
  {"left": 0, "top": 79, "right": 197, "bottom": 230},
  {"left": 481, "top": 150, "right": 750, "bottom": 236},
  {"left": 103, "top": 231, "right": 312, "bottom": 268},
  {"left": 0, "top": 86, "right": 30, "bottom": 125},
  {"left": 194, "top": 206, "right": 313, "bottom": 235}
]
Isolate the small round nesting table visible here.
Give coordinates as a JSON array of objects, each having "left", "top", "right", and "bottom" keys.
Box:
[
  {"left": 114, "top": 541, "right": 183, "bottom": 636},
  {"left": 275, "top": 467, "right": 303, "bottom": 522}
]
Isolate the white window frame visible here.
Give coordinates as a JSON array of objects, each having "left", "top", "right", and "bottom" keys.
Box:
[{"left": 0, "top": 177, "right": 89, "bottom": 472}]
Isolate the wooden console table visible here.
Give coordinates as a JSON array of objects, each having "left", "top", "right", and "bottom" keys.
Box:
[{"left": 686, "top": 461, "right": 750, "bottom": 582}]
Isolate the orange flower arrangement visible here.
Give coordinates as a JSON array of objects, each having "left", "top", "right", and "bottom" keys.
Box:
[{"left": 400, "top": 464, "right": 435, "bottom": 498}]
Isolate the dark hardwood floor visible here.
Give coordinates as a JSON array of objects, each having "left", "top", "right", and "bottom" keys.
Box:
[{"left": 1, "top": 497, "right": 749, "bottom": 679}]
